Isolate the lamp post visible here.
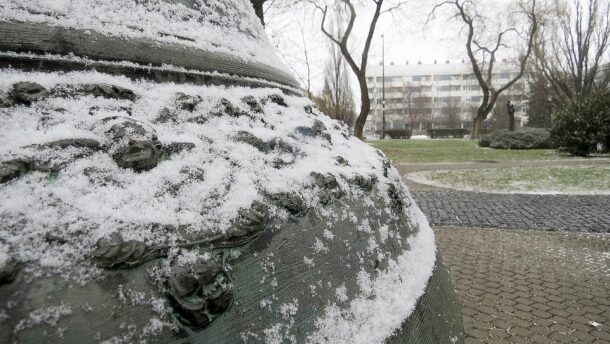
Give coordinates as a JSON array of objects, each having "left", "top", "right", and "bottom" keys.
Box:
[
  {"left": 381, "top": 34, "right": 386, "bottom": 139},
  {"left": 546, "top": 95, "right": 553, "bottom": 128}
]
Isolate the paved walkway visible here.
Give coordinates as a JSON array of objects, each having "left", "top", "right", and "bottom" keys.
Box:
[
  {"left": 398, "top": 158, "right": 610, "bottom": 343},
  {"left": 412, "top": 190, "right": 610, "bottom": 233},
  {"left": 436, "top": 227, "right": 610, "bottom": 344}
]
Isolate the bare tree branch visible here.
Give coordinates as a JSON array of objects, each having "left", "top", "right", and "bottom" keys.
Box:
[
  {"left": 531, "top": 0, "right": 610, "bottom": 106},
  {"left": 430, "top": 0, "right": 540, "bottom": 138}
]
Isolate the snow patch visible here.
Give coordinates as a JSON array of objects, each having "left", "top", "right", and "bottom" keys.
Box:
[
  {"left": 307, "top": 205, "right": 436, "bottom": 344},
  {"left": 0, "top": 0, "right": 287, "bottom": 71}
]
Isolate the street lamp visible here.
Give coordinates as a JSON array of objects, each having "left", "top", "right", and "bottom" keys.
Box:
[{"left": 381, "top": 34, "right": 386, "bottom": 139}]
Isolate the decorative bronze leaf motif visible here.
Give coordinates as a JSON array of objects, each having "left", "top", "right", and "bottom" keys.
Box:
[
  {"left": 165, "top": 258, "right": 233, "bottom": 329},
  {"left": 0, "top": 159, "right": 31, "bottom": 184},
  {"left": 241, "top": 95, "right": 263, "bottom": 114},
  {"left": 81, "top": 84, "right": 136, "bottom": 101},
  {"left": 226, "top": 201, "right": 269, "bottom": 243},
  {"left": 0, "top": 259, "right": 19, "bottom": 285},
  {"left": 91, "top": 233, "right": 157, "bottom": 268},
  {"left": 353, "top": 174, "right": 378, "bottom": 192},
  {"left": 295, "top": 119, "right": 331, "bottom": 142},
  {"left": 265, "top": 94, "right": 287, "bottom": 107},
  {"left": 387, "top": 183, "right": 405, "bottom": 214},
  {"left": 310, "top": 172, "right": 344, "bottom": 205},
  {"left": 270, "top": 192, "right": 308, "bottom": 217},
  {"left": 10, "top": 82, "right": 48, "bottom": 105},
  {"left": 112, "top": 140, "right": 161, "bottom": 172}
]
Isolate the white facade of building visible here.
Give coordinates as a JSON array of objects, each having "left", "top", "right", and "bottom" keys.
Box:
[{"left": 364, "top": 62, "right": 528, "bottom": 136}]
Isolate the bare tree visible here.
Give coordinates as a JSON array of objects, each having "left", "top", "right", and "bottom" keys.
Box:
[
  {"left": 412, "top": 95, "right": 433, "bottom": 130},
  {"left": 439, "top": 97, "right": 463, "bottom": 128},
  {"left": 524, "top": 70, "right": 553, "bottom": 127},
  {"left": 401, "top": 83, "right": 422, "bottom": 130},
  {"left": 272, "top": 19, "right": 316, "bottom": 99},
  {"left": 532, "top": 0, "right": 610, "bottom": 106},
  {"left": 491, "top": 94, "right": 510, "bottom": 129},
  {"left": 315, "top": 79, "right": 357, "bottom": 127},
  {"left": 313, "top": 0, "right": 407, "bottom": 139},
  {"left": 265, "top": 1, "right": 322, "bottom": 99},
  {"left": 296, "top": 20, "right": 314, "bottom": 99},
  {"left": 314, "top": 9, "right": 357, "bottom": 127},
  {"left": 429, "top": 0, "right": 540, "bottom": 138}
]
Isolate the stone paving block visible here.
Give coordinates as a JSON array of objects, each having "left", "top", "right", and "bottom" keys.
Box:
[
  {"left": 514, "top": 297, "right": 534, "bottom": 306},
  {"left": 411, "top": 191, "right": 610, "bottom": 232},
  {"left": 595, "top": 329, "right": 610, "bottom": 341},
  {"left": 488, "top": 328, "right": 509, "bottom": 339},
  {"left": 434, "top": 227, "right": 610, "bottom": 344},
  {"left": 507, "top": 326, "right": 530, "bottom": 337},
  {"left": 514, "top": 303, "right": 533, "bottom": 313},
  {"left": 531, "top": 302, "right": 552, "bottom": 312},
  {"left": 468, "top": 328, "right": 489, "bottom": 340},
  {"left": 492, "top": 319, "right": 510, "bottom": 330},
  {"left": 529, "top": 334, "right": 553, "bottom": 344},
  {"left": 573, "top": 330, "right": 596, "bottom": 342},
  {"left": 529, "top": 325, "right": 553, "bottom": 336},
  {"left": 549, "top": 307, "right": 570, "bottom": 318}
]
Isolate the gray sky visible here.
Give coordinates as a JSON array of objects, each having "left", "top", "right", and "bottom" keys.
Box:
[{"left": 265, "top": 0, "right": 525, "bottom": 93}]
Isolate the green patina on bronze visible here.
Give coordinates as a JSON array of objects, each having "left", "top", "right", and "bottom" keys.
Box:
[{"left": 0, "top": 1, "right": 463, "bottom": 342}]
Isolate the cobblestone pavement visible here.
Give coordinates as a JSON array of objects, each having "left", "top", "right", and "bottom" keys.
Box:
[
  {"left": 435, "top": 227, "right": 610, "bottom": 343},
  {"left": 412, "top": 190, "right": 610, "bottom": 233}
]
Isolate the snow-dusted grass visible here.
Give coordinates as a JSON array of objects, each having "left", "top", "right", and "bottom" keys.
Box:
[
  {"left": 370, "top": 139, "right": 563, "bottom": 163},
  {"left": 408, "top": 165, "right": 610, "bottom": 194}
]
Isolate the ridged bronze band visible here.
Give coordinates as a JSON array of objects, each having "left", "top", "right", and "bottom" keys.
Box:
[
  {"left": 389, "top": 254, "right": 465, "bottom": 344},
  {"left": 0, "top": 21, "right": 300, "bottom": 91}
]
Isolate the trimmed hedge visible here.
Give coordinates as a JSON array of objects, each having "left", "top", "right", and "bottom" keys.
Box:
[
  {"left": 478, "top": 128, "right": 553, "bottom": 149},
  {"left": 377, "top": 128, "right": 413, "bottom": 139},
  {"left": 551, "top": 90, "right": 610, "bottom": 156},
  {"left": 427, "top": 128, "right": 469, "bottom": 138}
]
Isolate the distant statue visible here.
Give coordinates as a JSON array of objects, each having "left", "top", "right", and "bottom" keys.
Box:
[{"left": 507, "top": 100, "right": 516, "bottom": 131}]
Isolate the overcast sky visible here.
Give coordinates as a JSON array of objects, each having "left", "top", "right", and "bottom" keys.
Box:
[{"left": 265, "top": 0, "right": 529, "bottom": 93}]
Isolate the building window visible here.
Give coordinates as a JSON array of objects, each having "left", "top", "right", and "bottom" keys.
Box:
[
  {"left": 384, "top": 76, "right": 401, "bottom": 82},
  {"left": 434, "top": 75, "right": 452, "bottom": 81}
]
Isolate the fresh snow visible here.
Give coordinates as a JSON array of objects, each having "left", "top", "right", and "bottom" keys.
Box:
[
  {"left": 0, "top": 0, "right": 287, "bottom": 71},
  {"left": 306, "top": 206, "right": 436, "bottom": 344},
  {"left": 0, "top": 68, "right": 436, "bottom": 342},
  {"left": 13, "top": 305, "right": 72, "bottom": 334}
]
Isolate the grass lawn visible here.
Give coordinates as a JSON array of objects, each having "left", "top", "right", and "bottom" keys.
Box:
[
  {"left": 408, "top": 165, "right": 610, "bottom": 194},
  {"left": 369, "top": 139, "right": 563, "bottom": 163}
]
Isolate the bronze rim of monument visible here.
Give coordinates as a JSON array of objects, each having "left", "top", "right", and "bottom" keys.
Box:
[{"left": 0, "top": 21, "right": 300, "bottom": 93}]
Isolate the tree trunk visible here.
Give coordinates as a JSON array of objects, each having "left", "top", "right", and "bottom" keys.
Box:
[
  {"left": 250, "top": 0, "right": 265, "bottom": 26},
  {"left": 353, "top": 75, "right": 371, "bottom": 139},
  {"left": 470, "top": 117, "right": 483, "bottom": 139}
]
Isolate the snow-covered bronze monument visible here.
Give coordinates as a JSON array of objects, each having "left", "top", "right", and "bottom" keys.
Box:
[{"left": 0, "top": 1, "right": 462, "bottom": 343}]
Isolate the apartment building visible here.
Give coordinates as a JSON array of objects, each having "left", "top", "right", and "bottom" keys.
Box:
[{"left": 364, "top": 61, "right": 528, "bottom": 137}]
